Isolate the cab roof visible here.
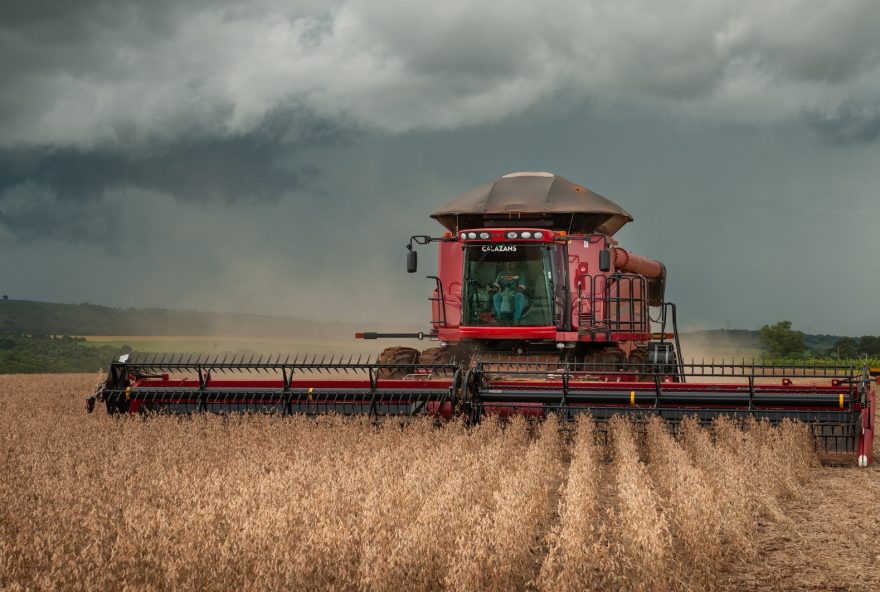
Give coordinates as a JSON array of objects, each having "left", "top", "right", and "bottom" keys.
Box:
[{"left": 431, "top": 172, "right": 633, "bottom": 236}]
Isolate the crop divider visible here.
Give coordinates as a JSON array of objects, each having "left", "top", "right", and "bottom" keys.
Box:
[
  {"left": 197, "top": 366, "right": 209, "bottom": 413},
  {"left": 281, "top": 368, "right": 293, "bottom": 416},
  {"left": 368, "top": 367, "right": 378, "bottom": 418},
  {"left": 560, "top": 368, "right": 570, "bottom": 420},
  {"left": 653, "top": 374, "right": 662, "bottom": 411}
]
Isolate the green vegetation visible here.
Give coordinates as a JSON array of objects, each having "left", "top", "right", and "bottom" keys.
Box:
[
  {"left": 762, "top": 356, "right": 880, "bottom": 367},
  {"left": 831, "top": 335, "right": 880, "bottom": 359},
  {"left": 758, "top": 320, "right": 806, "bottom": 357},
  {"left": 753, "top": 321, "right": 880, "bottom": 364},
  {"left": 0, "top": 334, "right": 130, "bottom": 373}
]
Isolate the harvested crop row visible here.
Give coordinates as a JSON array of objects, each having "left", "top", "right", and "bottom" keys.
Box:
[{"left": 0, "top": 375, "right": 819, "bottom": 592}]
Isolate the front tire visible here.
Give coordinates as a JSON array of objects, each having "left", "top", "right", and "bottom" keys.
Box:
[{"left": 377, "top": 346, "right": 421, "bottom": 378}]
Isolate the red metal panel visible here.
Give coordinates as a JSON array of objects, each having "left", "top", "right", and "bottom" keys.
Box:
[
  {"left": 458, "top": 325, "right": 557, "bottom": 340},
  {"left": 434, "top": 239, "right": 463, "bottom": 331},
  {"left": 567, "top": 236, "right": 604, "bottom": 332}
]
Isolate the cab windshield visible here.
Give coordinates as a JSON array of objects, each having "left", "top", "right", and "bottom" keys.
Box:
[{"left": 462, "top": 245, "right": 554, "bottom": 326}]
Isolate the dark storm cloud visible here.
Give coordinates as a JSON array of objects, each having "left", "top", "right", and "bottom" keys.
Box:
[
  {"left": 0, "top": 0, "right": 353, "bottom": 241},
  {"left": 2, "top": 0, "right": 880, "bottom": 146},
  {"left": 0, "top": 182, "right": 119, "bottom": 243},
  {"left": 803, "top": 103, "right": 880, "bottom": 145},
  {"left": 0, "top": 102, "right": 350, "bottom": 242},
  {"left": 0, "top": 104, "right": 344, "bottom": 203},
  {"left": 2, "top": 0, "right": 880, "bottom": 335},
  {"left": 0, "top": 144, "right": 315, "bottom": 243}
]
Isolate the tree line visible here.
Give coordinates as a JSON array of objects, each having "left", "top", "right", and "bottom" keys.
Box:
[
  {"left": 0, "top": 334, "right": 129, "bottom": 373},
  {"left": 758, "top": 320, "right": 880, "bottom": 360}
]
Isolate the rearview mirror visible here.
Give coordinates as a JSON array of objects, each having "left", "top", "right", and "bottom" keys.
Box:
[{"left": 407, "top": 249, "right": 418, "bottom": 273}]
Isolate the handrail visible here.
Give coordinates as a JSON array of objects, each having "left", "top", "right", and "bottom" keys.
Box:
[{"left": 426, "top": 275, "right": 448, "bottom": 328}]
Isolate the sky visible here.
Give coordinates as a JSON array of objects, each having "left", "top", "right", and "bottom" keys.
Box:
[{"left": 1, "top": 0, "right": 879, "bottom": 335}]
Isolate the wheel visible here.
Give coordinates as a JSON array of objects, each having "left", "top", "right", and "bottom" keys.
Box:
[
  {"left": 584, "top": 346, "right": 627, "bottom": 371},
  {"left": 647, "top": 342, "right": 682, "bottom": 382},
  {"left": 664, "top": 348, "right": 682, "bottom": 383},
  {"left": 377, "top": 346, "right": 421, "bottom": 378},
  {"left": 627, "top": 347, "right": 650, "bottom": 381},
  {"left": 419, "top": 346, "right": 456, "bottom": 366}
]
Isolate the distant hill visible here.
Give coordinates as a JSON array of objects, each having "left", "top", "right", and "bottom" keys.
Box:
[
  {"left": 0, "top": 299, "right": 418, "bottom": 340},
  {"left": 0, "top": 299, "right": 852, "bottom": 346},
  {"left": 0, "top": 299, "right": 862, "bottom": 358}
]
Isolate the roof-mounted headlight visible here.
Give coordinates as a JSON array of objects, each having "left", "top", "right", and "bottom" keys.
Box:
[
  {"left": 506, "top": 231, "right": 517, "bottom": 239},
  {"left": 521, "top": 231, "right": 532, "bottom": 239},
  {"left": 479, "top": 232, "right": 490, "bottom": 240},
  {"left": 534, "top": 231, "right": 543, "bottom": 239}
]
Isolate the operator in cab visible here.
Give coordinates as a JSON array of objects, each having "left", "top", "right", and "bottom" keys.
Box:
[{"left": 490, "top": 261, "right": 529, "bottom": 324}]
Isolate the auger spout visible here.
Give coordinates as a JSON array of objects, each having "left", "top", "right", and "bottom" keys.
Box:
[{"left": 612, "top": 246, "right": 666, "bottom": 306}]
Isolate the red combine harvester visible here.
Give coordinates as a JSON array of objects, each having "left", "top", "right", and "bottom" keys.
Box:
[{"left": 90, "top": 172, "right": 876, "bottom": 466}]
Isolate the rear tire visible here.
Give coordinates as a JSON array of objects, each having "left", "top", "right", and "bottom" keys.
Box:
[
  {"left": 584, "top": 346, "right": 627, "bottom": 371},
  {"left": 377, "top": 346, "right": 421, "bottom": 378},
  {"left": 628, "top": 347, "right": 650, "bottom": 381},
  {"left": 419, "top": 346, "right": 456, "bottom": 366},
  {"left": 664, "top": 348, "right": 682, "bottom": 383}
]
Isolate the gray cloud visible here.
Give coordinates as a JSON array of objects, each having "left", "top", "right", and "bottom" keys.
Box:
[
  {"left": 0, "top": 145, "right": 317, "bottom": 243},
  {"left": 803, "top": 102, "right": 880, "bottom": 145},
  {"left": 0, "top": 181, "right": 120, "bottom": 243},
  {"left": 2, "top": 0, "right": 880, "bottom": 336},
  {"left": 0, "top": 114, "right": 336, "bottom": 203},
  {"left": 0, "top": 101, "right": 350, "bottom": 241},
  {"left": 2, "top": 0, "right": 879, "bottom": 148}
]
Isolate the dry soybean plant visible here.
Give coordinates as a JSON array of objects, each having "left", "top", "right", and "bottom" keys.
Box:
[
  {"left": 645, "top": 417, "right": 721, "bottom": 590},
  {"left": 0, "top": 375, "right": 818, "bottom": 591},
  {"left": 605, "top": 417, "right": 673, "bottom": 592},
  {"left": 537, "top": 416, "right": 612, "bottom": 592}
]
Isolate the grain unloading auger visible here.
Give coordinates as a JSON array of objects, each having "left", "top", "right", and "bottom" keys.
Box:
[{"left": 88, "top": 171, "right": 876, "bottom": 466}]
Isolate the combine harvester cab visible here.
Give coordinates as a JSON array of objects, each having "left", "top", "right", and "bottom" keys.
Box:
[
  {"left": 89, "top": 353, "right": 461, "bottom": 419},
  {"left": 468, "top": 359, "right": 876, "bottom": 466}
]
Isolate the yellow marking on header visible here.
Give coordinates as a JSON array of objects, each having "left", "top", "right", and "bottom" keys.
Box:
[
  {"left": 839, "top": 394, "right": 844, "bottom": 409},
  {"left": 630, "top": 391, "right": 635, "bottom": 405},
  {"left": 308, "top": 387, "right": 314, "bottom": 402}
]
